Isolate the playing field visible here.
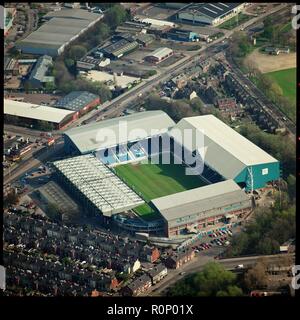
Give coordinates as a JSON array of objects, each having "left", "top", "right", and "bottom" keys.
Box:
[
  {"left": 114, "top": 162, "right": 207, "bottom": 220},
  {"left": 266, "top": 68, "right": 296, "bottom": 106}
]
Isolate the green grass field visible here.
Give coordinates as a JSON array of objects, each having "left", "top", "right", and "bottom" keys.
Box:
[
  {"left": 114, "top": 162, "right": 207, "bottom": 220},
  {"left": 266, "top": 68, "right": 296, "bottom": 106}
]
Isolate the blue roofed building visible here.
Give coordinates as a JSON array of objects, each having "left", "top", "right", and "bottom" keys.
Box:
[{"left": 166, "top": 28, "right": 199, "bottom": 42}]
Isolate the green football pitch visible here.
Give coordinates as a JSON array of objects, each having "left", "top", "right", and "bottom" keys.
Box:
[{"left": 114, "top": 161, "right": 207, "bottom": 220}]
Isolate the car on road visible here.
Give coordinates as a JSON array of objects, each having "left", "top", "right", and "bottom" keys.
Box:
[
  {"left": 179, "top": 272, "right": 186, "bottom": 275},
  {"left": 236, "top": 264, "right": 244, "bottom": 269}
]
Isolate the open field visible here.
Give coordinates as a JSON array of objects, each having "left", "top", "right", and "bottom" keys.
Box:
[
  {"left": 266, "top": 68, "right": 296, "bottom": 106},
  {"left": 245, "top": 49, "right": 296, "bottom": 73},
  {"left": 114, "top": 161, "right": 207, "bottom": 219}
]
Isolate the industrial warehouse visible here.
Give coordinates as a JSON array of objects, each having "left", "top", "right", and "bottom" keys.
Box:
[
  {"left": 54, "top": 91, "right": 100, "bottom": 116},
  {"left": 174, "top": 3, "right": 246, "bottom": 26},
  {"left": 56, "top": 111, "right": 280, "bottom": 238},
  {"left": 144, "top": 47, "right": 174, "bottom": 64},
  {"left": 4, "top": 99, "right": 77, "bottom": 130},
  {"left": 16, "top": 9, "right": 102, "bottom": 56}
]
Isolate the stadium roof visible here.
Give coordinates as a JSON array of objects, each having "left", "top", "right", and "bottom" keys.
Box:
[
  {"left": 147, "top": 47, "right": 173, "bottom": 60},
  {"left": 4, "top": 99, "right": 74, "bottom": 124},
  {"left": 152, "top": 180, "right": 250, "bottom": 222},
  {"left": 169, "top": 115, "right": 278, "bottom": 179},
  {"left": 28, "top": 55, "right": 53, "bottom": 82},
  {"left": 52, "top": 154, "right": 144, "bottom": 216},
  {"left": 18, "top": 9, "right": 102, "bottom": 53},
  {"left": 64, "top": 111, "right": 175, "bottom": 154},
  {"left": 54, "top": 91, "right": 99, "bottom": 112}
]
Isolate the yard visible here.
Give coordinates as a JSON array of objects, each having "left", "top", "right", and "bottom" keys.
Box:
[{"left": 266, "top": 68, "right": 296, "bottom": 107}]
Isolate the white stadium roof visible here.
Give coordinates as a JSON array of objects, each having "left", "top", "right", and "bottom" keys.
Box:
[
  {"left": 169, "top": 115, "right": 278, "bottom": 180},
  {"left": 4, "top": 99, "right": 74, "bottom": 124},
  {"left": 152, "top": 180, "right": 251, "bottom": 222},
  {"left": 53, "top": 154, "right": 144, "bottom": 216},
  {"left": 64, "top": 110, "right": 175, "bottom": 154}
]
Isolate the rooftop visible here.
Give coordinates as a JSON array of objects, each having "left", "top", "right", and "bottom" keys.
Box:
[
  {"left": 18, "top": 9, "right": 102, "bottom": 53},
  {"left": 52, "top": 154, "right": 145, "bottom": 216},
  {"left": 147, "top": 47, "right": 173, "bottom": 59},
  {"left": 183, "top": 3, "right": 243, "bottom": 19},
  {"left": 64, "top": 110, "right": 175, "bottom": 154},
  {"left": 4, "top": 99, "right": 74, "bottom": 124},
  {"left": 169, "top": 115, "right": 278, "bottom": 179},
  {"left": 28, "top": 55, "right": 53, "bottom": 82},
  {"left": 54, "top": 91, "right": 99, "bottom": 111},
  {"left": 152, "top": 180, "right": 250, "bottom": 222}
]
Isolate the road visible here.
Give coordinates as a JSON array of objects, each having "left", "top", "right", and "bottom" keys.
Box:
[
  {"left": 66, "top": 2, "right": 289, "bottom": 129},
  {"left": 3, "top": 140, "right": 64, "bottom": 185},
  {"left": 225, "top": 55, "right": 296, "bottom": 139},
  {"left": 150, "top": 252, "right": 295, "bottom": 296}
]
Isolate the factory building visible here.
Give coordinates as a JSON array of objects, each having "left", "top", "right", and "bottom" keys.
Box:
[
  {"left": 26, "top": 55, "right": 54, "bottom": 89},
  {"left": 166, "top": 28, "right": 199, "bottom": 42},
  {"left": 175, "top": 3, "right": 246, "bottom": 26},
  {"left": 169, "top": 115, "right": 280, "bottom": 191},
  {"left": 144, "top": 47, "right": 173, "bottom": 64},
  {"left": 17, "top": 9, "right": 102, "bottom": 56},
  {"left": 101, "top": 39, "right": 139, "bottom": 60},
  {"left": 4, "top": 99, "right": 77, "bottom": 130},
  {"left": 54, "top": 91, "right": 100, "bottom": 117},
  {"left": 152, "top": 180, "right": 252, "bottom": 237}
]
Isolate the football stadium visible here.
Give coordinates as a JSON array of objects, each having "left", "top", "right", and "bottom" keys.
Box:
[{"left": 56, "top": 111, "right": 280, "bottom": 238}]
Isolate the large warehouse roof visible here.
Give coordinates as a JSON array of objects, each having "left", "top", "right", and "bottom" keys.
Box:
[
  {"left": 4, "top": 99, "right": 74, "bottom": 124},
  {"left": 53, "top": 154, "right": 144, "bottom": 216},
  {"left": 54, "top": 91, "right": 99, "bottom": 112},
  {"left": 64, "top": 111, "right": 175, "bottom": 154},
  {"left": 152, "top": 180, "right": 250, "bottom": 222},
  {"left": 184, "top": 3, "right": 243, "bottom": 19},
  {"left": 169, "top": 115, "right": 278, "bottom": 179},
  {"left": 18, "top": 9, "right": 102, "bottom": 53}
]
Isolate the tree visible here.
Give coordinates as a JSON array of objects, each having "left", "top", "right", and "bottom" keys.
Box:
[
  {"left": 4, "top": 190, "right": 20, "bottom": 209},
  {"left": 244, "top": 261, "right": 268, "bottom": 291},
  {"left": 68, "top": 45, "right": 87, "bottom": 60},
  {"left": 46, "top": 203, "right": 62, "bottom": 222},
  {"left": 286, "top": 174, "right": 296, "bottom": 201},
  {"left": 36, "top": 120, "right": 53, "bottom": 131},
  {"left": 169, "top": 262, "right": 243, "bottom": 296},
  {"left": 24, "top": 82, "right": 33, "bottom": 93},
  {"left": 104, "top": 5, "right": 128, "bottom": 28},
  {"left": 44, "top": 81, "right": 56, "bottom": 92}
]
